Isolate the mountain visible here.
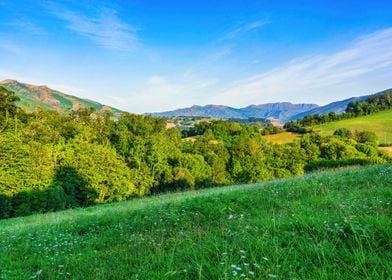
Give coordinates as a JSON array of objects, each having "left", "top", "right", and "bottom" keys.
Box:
[
  {"left": 0, "top": 79, "right": 122, "bottom": 115},
  {"left": 150, "top": 102, "right": 319, "bottom": 122},
  {"left": 289, "top": 88, "right": 392, "bottom": 120}
]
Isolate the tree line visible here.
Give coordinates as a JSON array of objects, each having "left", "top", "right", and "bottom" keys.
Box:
[{"left": 0, "top": 87, "right": 389, "bottom": 218}]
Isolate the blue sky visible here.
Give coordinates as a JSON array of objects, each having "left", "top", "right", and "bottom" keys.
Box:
[{"left": 0, "top": 0, "right": 392, "bottom": 113}]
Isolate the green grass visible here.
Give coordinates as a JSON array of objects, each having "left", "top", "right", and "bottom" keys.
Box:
[
  {"left": 262, "top": 132, "right": 300, "bottom": 144},
  {"left": 313, "top": 110, "right": 392, "bottom": 144},
  {"left": 1, "top": 165, "right": 391, "bottom": 279},
  {"left": 379, "top": 146, "right": 392, "bottom": 157}
]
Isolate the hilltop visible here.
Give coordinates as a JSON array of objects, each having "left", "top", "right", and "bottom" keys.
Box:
[
  {"left": 0, "top": 164, "right": 391, "bottom": 279},
  {"left": 0, "top": 79, "right": 122, "bottom": 115}
]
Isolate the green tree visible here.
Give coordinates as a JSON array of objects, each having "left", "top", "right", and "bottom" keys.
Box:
[
  {"left": 57, "top": 140, "right": 136, "bottom": 203},
  {"left": 0, "top": 87, "right": 20, "bottom": 131}
]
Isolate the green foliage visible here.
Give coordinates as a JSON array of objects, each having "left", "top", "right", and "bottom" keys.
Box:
[
  {"left": 230, "top": 135, "right": 272, "bottom": 183},
  {"left": 57, "top": 140, "right": 136, "bottom": 203},
  {"left": 333, "top": 127, "right": 353, "bottom": 138},
  {"left": 355, "top": 130, "right": 378, "bottom": 145},
  {"left": 304, "top": 158, "right": 385, "bottom": 172},
  {"left": 0, "top": 87, "right": 20, "bottom": 117},
  {"left": 0, "top": 98, "right": 388, "bottom": 218}
]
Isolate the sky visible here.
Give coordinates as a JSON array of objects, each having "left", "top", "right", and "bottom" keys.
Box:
[{"left": 0, "top": 0, "right": 392, "bottom": 113}]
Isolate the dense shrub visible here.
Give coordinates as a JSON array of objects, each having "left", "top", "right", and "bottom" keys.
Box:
[{"left": 304, "top": 158, "right": 385, "bottom": 172}]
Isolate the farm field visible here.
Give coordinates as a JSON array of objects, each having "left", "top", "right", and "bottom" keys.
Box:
[
  {"left": 1, "top": 164, "right": 391, "bottom": 279},
  {"left": 312, "top": 110, "right": 392, "bottom": 144}
]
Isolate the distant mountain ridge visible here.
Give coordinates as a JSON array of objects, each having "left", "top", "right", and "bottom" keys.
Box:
[
  {"left": 0, "top": 79, "right": 122, "bottom": 115},
  {"left": 150, "top": 102, "right": 319, "bottom": 122},
  {"left": 151, "top": 88, "right": 391, "bottom": 122}
]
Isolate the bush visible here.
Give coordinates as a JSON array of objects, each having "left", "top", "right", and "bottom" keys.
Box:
[
  {"left": 334, "top": 128, "right": 353, "bottom": 139},
  {"left": 0, "top": 194, "right": 12, "bottom": 219},
  {"left": 304, "top": 158, "right": 383, "bottom": 172},
  {"left": 355, "top": 131, "right": 378, "bottom": 145}
]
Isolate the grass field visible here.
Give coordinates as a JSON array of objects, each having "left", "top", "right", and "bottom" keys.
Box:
[
  {"left": 312, "top": 110, "right": 392, "bottom": 144},
  {"left": 1, "top": 165, "right": 391, "bottom": 279},
  {"left": 262, "top": 132, "right": 300, "bottom": 144},
  {"left": 379, "top": 146, "right": 392, "bottom": 157}
]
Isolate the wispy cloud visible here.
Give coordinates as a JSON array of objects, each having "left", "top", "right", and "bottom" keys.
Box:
[
  {"left": 47, "top": 3, "right": 139, "bottom": 51},
  {"left": 202, "top": 19, "right": 269, "bottom": 63},
  {"left": 0, "top": 39, "right": 24, "bottom": 54},
  {"left": 8, "top": 19, "right": 46, "bottom": 35},
  {"left": 212, "top": 27, "right": 392, "bottom": 105},
  {"left": 218, "top": 19, "right": 270, "bottom": 42}
]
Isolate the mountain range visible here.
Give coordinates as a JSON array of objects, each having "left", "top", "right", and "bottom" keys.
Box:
[
  {"left": 150, "top": 103, "right": 319, "bottom": 122},
  {"left": 1, "top": 79, "right": 389, "bottom": 123},
  {"left": 0, "top": 79, "right": 121, "bottom": 115},
  {"left": 151, "top": 89, "right": 391, "bottom": 122}
]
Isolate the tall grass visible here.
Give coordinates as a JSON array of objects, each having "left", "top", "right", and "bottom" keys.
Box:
[{"left": 1, "top": 164, "right": 391, "bottom": 279}]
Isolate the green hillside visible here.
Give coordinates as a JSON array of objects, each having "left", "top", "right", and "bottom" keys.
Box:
[
  {"left": 0, "top": 79, "right": 122, "bottom": 115},
  {"left": 1, "top": 165, "right": 391, "bottom": 279},
  {"left": 312, "top": 110, "right": 392, "bottom": 144}
]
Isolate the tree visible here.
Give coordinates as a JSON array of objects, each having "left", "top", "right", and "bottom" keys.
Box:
[
  {"left": 333, "top": 128, "right": 353, "bottom": 139},
  {"left": 355, "top": 131, "right": 378, "bottom": 145},
  {"left": 229, "top": 135, "right": 273, "bottom": 183},
  {"left": 0, "top": 87, "right": 20, "bottom": 131},
  {"left": 57, "top": 140, "right": 136, "bottom": 203}
]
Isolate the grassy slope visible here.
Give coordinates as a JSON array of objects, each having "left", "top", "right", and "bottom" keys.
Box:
[
  {"left": 2, "top": 82, "right": 121, "bottom": 115},
  {"left": 0, "top": 165, "right": 391, "bottom": 279},
  {"left": 312, "top": 110, "right": 392, "bottom": 144}
]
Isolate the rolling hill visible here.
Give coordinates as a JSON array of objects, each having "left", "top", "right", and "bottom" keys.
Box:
[
  {"left": 0, "top": 164, "right": 391, "bottom": 279},
  {"left": 150, "top": 102, "right": 319, "bottom": 122},
  {"left": 0, "top": 79, "right": 122, "bottom": 115},
  {"left": 312, "top": 109, "right": 392, "bottom": 144},
  {"left": 290, "top": 88, "right": 391, "bottom": 120}
]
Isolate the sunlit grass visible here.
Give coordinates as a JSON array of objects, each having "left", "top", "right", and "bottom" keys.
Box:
[
  {"left": 379, "top": 146, "right": 392, "bottom": 157},
  {"left": 0, "top": 164, "right": 391, "bottom": 279},
  {"left": 312, "top": 110, "right": 392, "bottom": 144},
  {"left": 262, "top": 131, "right": 300, "bottom": 144}
]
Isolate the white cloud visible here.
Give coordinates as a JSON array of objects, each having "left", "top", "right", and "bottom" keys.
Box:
[
  {"left": 48, "top": 4, "right": 139, "bottom": 51},
  {"left": 212, "top": 27, "right": 392, "bottom": 106}
]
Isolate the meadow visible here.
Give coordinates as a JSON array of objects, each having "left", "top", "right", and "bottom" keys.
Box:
[
  {"left": 1, "top": 164, "right": 391, "bottom": 279},
  {"left": 312, "top": 110, "right": 392, "bottom": 144},
  {"left": 262, "top": 131, "right": 300, "bottom": 144},
  {"left": 379, "top": 146, "right": 392, "bottom": 157}
]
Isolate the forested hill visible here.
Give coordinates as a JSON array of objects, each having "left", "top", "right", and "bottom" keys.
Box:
[
  {"left": 150, "top": 103, "right": 319, "bottom": 122},
  {"left": 0, "top": 79, "right": 122, "bottom": 115}
]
